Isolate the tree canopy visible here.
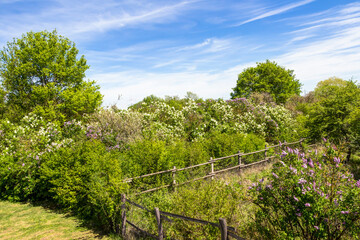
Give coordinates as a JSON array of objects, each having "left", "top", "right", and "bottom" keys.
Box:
[
  {"left": 0, "top": 30, "right": 102, "bottom": 122},
  {"left": 230, "top": 60, "right": 302, "bottom": 104},
  {"left": 306, "top": 77, "right": 360, "bottom": 159}
]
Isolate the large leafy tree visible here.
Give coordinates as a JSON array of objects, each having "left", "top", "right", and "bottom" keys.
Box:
[
  {"left": 231, "top": 60, "right": 302, "bottom": 104},
  {"left": 0, "top": 30, "right": 102, "bottom": 122},
  {"left": 306, "top": 77, "right": 360, "bottom": 160}
]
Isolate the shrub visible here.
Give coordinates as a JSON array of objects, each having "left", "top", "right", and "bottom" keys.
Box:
[
  {"left": 36, "top": 140, "right": 127, "bottom": 232},
  {"left": 87, "top": 109, "right": 143, "bottom": 150},
  {"left": 248, "top": 142, "right": 360, "bottom": 239}
]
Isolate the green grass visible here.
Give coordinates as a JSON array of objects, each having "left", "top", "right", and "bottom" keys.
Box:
[{"left": 0, "top": 201, "right": 112, "bottom": 240}]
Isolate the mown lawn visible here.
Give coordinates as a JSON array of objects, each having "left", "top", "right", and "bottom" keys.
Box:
[{"left": 0, "top": 201, "right": 110, "bottom": 240}]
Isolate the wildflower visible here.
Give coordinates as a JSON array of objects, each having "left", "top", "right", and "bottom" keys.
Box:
[
  {"left": 281, "top": 150, "right": 287, "bottom": 157},
  {"left": 322, "top": 137, "right": 327, "bottom": 142},
  {"left": 314, "top": 226, "right": 319, "bottom": 230},
  {"left": 308, "top": 160, "right": 314, "bottom": 168},
  {"left": 272, "top": 172, "right": 279, "bottom": 179},
  {"left": 302, "top": 164, "right": 307, "bottom": 169},
  {"left": 356, "top": 180, "right": 360, "bottom": 188},
  {"left": 341, "top": 211, "right": 349, "bottom": 214},
  {"left": 289, "top": 165, "right": 297, "bottom": 174},
  {"left": 305, "top": 203, "right": 311, "bottom": 207},
  {"left": 280, "top": 161, "right": 286, "bottom": 167},
  {"left": 22, "top": 163, "right": 25, "bottom": 167},
  {"left": 296, "top": 213, "right": 301, "bottom": 217},
  {"left": 298, "top": 178, "right": 307, "bottom": 184},
  {"left": 334, "top": 157, "right": 341, "bottom": 164},
  {"left": 293, "top": 196, "right": 299, "bottom": 202}
]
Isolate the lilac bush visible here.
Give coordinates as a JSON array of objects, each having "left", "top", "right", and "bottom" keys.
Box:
[{"left": 248, "top": 142, "right": 360, "bottom": 239}]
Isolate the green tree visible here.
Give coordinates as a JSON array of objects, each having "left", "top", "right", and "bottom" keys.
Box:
[
  {"left": 306, "top": 77, "right": 360, "bottom": 160},
  {"left": 231, "top": 60, "right": 302, "bottom": 104},
  {"left": 0, "top": 30, "right": 102, "bottom": 122}
]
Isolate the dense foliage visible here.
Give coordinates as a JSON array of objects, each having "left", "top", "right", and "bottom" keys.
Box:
[
  {"left": 0, "top": 30, "right": 102, "bottom": 122},
  {"left": 231, "top": 60, "right": 302, "bottom": 104},
  {"left": 0, "top": 30, "right": 359, "bottom": 239},
  {"left": 248, "top": 142, "right": 360, "bottom": 239},
  {"left": 306, "top": 78, "right": 360, "bottom": 160}
]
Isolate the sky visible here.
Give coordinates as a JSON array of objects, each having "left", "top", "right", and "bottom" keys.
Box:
[{"left": 1, "top": 0, "right": 360, "bottom": 108}]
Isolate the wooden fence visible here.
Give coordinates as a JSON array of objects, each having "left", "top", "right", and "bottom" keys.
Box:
[
  {"left": 121, "top": 194, "right": 246, "bottom": 240},
  {"left": 124, "top": 138, "right": 307, "bottom": 195}
]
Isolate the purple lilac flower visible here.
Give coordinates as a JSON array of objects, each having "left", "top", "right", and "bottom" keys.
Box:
[
  {"left": 317, "top": 163, "right": 322, "bottom": 169},
  {"left": 294, "top": 148, "right": 299, "bottom": 155},
  {"left": 334, "top": 157, "right": 341, "bottom": 164},
  {"left": 308, "top": 161, "right": 314, "bottom": 168},
  {"left": 314, "top": 226, "right": 319, "bottom": 230},
  {"left": 272, "top": 172, "right": 279, "bottom": 179},
  {"left": 322, "top": 137, "right": 327, "bottom": 142},
  {"left": 356, "top": 180, "right": 360, "bottom": 188},
  {"left": 294, "top": 196, "right": 299, "bottom": 202},
  {"left": 22, "top": 163, "right": 25, "bottom": 167},
  {"left": 305, "top": 203, "right": 311, "bottom": 207},
  {"left": 298, "top": 178, "right": 307, "bottom": 184},
  {"left": 341, "top": 211, "right": 349, "bottom": 214},
  {"left": 289, "top": 166, "right": 297, "bottom": 174}
]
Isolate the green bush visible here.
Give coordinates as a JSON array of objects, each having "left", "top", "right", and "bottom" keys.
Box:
[
  {"left": 36, "top": 140, "right": 127, "bottom": 232},
  {"left": 248, "top": 142, "right": 360, "bottom": 239},
  {"left": 131, "top": 179, "right": 244, "bottom": 240}
]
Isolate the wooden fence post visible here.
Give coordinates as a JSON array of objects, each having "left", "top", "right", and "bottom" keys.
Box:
[
  {"left": 172, "top": 166, "right": 176, "bottom": 186},
  {"left": 210, "top": 157, "right": 214, "bottom": 180},
  {"left": 265, "top": 144, "right": 267, "bottom": 159},
  {"left": 237, "top": 151, "right": 242, "bottom": 174},
  {"left": 155, "top": 207, "right": 163, "bottom": 240},
  {"left": 219, "top": 218, "right": 228, "bottom": 240},
  {"left": 121, "top": 194, "right": 126, "bottom": 238}
]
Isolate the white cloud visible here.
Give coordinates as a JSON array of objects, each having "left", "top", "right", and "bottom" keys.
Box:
[
  {"left": 235, "top": 0, "right": 315, "bottom": 26},
  {"left": 277, "top": 3, "right": 360, "bottom": 92},
  {"left": 91, "top": 69, "right": 240, "bottom": 108}
]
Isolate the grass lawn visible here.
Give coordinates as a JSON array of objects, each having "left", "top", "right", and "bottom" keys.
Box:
[{"left": 0, "top": 201, "right": 111, "bottom": 240}]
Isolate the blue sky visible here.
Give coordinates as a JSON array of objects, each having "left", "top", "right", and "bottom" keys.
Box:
[{"left": 1, "top": 0, "right": 360, "bottom": 108}]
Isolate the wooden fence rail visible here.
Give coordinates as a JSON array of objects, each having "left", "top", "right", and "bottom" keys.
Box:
[
  {"left": 125, "top": 139, "right": 307, "bottom": 195},
  {"left": 121, "top": 194, "right": 246, "bottom": 240}
]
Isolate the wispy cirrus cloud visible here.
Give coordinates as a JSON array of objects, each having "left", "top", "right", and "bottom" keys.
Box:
[
  {"left": 0, "top": 0, "right": 199, "bottom": 42},
  {"left": 277, "top": 2, "right": 360, "bottom": 90},
  {"left": 234, "top": 0, "right": 315, "bottom": 26}
]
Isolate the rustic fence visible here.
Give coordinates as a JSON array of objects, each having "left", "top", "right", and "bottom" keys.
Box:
[
  {"left": 121, "top": 194, "right": 246, "bottom": 240},
  {"left": 124, "top": 138, "right": 307, "bottom": 195}
]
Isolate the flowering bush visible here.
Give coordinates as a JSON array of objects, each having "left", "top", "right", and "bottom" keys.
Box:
[
  {"left": 130, "top": 96, "right": 298, "bottom": 142},
  {"left": 87, "top": 109, "right": 143, "bottom": 150},
  {"left": 248, "top": 142, "right": 360, "bottom": 239}
]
